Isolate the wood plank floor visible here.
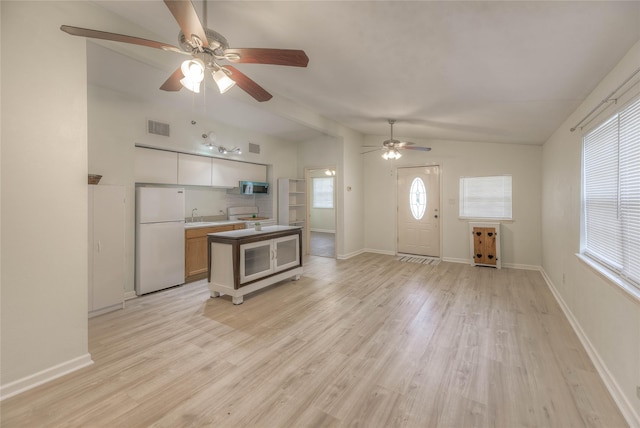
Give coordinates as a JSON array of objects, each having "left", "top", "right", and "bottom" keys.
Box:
[{"left": 1, "top": 254, "right": 628, "bottom": 427}]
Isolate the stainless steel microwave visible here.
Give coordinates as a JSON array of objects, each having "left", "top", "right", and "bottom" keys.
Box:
[{"left": 239, "top": 181, "right": 269, "bottom": 194}]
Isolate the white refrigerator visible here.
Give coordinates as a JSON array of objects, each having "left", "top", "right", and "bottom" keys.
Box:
[{"left": 135, "top": 187, "right": 185, "bottom": 295}]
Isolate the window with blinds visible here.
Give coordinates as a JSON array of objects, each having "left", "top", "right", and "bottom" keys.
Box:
[
  {"left": 459, "top": 175, "right": 512, "bottom": 220},
  {"left": 583, "top": 95, "right": 640, "bottom": 289}
]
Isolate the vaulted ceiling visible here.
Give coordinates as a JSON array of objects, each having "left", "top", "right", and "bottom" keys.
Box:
[{"left": 85, "top": 1, "right": 640, "bottom": 144}]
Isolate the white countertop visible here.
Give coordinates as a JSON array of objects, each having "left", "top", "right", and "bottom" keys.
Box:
[
  {"left": 208, "top": 225, "right": 301, "bottom": 239},
  {"left": 184, "top": 220, "right": 244, "bottom": 229}
]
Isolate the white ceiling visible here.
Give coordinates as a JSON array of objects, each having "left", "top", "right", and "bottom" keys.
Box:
[{"left": 86, "top": 1, "right": 640, "bottom": 144}]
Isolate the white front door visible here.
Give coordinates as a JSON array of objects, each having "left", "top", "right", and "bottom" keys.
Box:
[{"left": 397, "top": 166, "right": 440, "bottom": 257}]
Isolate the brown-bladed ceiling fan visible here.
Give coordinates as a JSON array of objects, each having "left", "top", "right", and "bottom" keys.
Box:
[
  {"left": 362, "top": 120, "right": 432, "bottom": 159},
  {"left": 61, "top": 0, "right": 309, "bottom": 102}
]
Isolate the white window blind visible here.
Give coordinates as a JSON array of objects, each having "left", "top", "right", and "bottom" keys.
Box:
[
  {"left": 459, "top": 175, "right": 512, "bottom": 219},
  {"left": 312, "top": 177, "right": 334, "bottom": 209},
  {"left": 583, "top": 96, "right": 640, "bottom": 288}
]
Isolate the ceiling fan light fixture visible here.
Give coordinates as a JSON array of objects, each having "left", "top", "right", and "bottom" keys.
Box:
[
  {"left": 180, "top": 58, "right": 205, "bottom": 92},
  {"left": 212, "top": 68, "right": 236, "bottom": 94}
]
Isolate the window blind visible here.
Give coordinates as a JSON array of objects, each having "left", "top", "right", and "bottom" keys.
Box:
[
  {"left": 312, "top": 177, "right": 334, "bottom": 209},
  {"left": 583, "top": 96, "right": 640, "bottom": 287},
  {"left": 459, "top": 175, "right": 512, "bottom": 219}
]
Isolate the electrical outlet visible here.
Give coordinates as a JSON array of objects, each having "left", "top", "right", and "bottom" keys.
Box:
[
  {"left": 562, "top": 273, "right": 566, "bottom": 284},
  {"left": 637, "top": 385, "right": 640, "bottom": 399}
]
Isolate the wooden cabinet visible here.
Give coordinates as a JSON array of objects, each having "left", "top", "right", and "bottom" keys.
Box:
[
  {"left": 185, "top": 223, "right": 245, "bottom": 282},
  {"left": 178, "top": 153, "right": 212, "bottom": 186},
  {"left": 469, "top": 222, "right": 501, "bottom": 269},
  {"left": 134, "top": 147, "right": 178, "bottom": 184},
  {"left": 88, "top": 185, "right": 125, "bottom": 316}
]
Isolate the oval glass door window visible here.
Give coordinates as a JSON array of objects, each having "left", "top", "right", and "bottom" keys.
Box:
[{"left": 409, "top": 177, "right": 426, "bottom": 220}]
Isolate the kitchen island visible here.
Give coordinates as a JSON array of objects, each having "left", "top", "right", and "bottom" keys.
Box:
[{"left": 207, "top": 225, "right": 303, "bottom": 304}]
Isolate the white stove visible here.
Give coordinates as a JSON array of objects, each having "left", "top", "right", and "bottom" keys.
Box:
[{"left": 228, "top": 206, "right": 277, "bottom": 228}]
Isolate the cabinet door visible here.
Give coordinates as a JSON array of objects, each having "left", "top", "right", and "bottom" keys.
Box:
[
  {"left": 185, "top": 236, "right": 208, "bottom": 279},
  {"left": 242, "top": 162, "right": 267, "bottom": 182},
  {"left": 211, "top": 157, "right": 240, "bottom": 187},
  {"left": 274, "top": 234, "right": 300, "bottom": 272},
  {"left": 91, "top": 186, "right": 125, "bottom": 312},
  {"left": 240, "top": 241, "right": 274, "bottom": 283},
  {"left": 134, "top": 147, "right": 178, "bottom": 184},
  {"left": 178, "top": 153, "right": 212, "bottom": 186}
]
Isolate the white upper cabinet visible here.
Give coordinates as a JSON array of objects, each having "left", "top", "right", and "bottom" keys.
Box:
[
  {"left": 211, "top": 159, "right": 267, "bottom": 187},
  {"left": 242, "top": 162, "right": 267, "bottom": 182},
  {"left": 136, "top": 146, "right": 266, "bottom": 187},
  {"left": 178, "top": 153, "right": 212, "bottom": 186},
  {"left": 211, "top": 157, "right": 240, "bottom": 187},
  {"left": 134, "top": 147, "right": 178, "bottom": 184}
]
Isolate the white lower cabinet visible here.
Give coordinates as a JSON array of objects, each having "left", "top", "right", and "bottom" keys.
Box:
[
  {"left": 239, "top": 235, "right": 300, "bottom": 283},
  {"left": 88, "top": 185, "right": 125, "bottom": 316}
]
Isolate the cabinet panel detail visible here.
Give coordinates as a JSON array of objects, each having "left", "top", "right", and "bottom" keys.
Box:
[
  {"left": 134, "top": 147, "right": 178, "bottom": 184},
  {"left": 178, "top": 153, "right": 212, "bottom": 186},
  {"left": 469, "top": 222, "right": 501, "bottom": 269}
]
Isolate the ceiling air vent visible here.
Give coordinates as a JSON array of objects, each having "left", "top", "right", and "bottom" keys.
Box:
[
  {"left": 147, "top": 120, "right": 170, "bottom": 137},
  {"left": 248, "top": 142, "right": 261, "bottom": 154}
]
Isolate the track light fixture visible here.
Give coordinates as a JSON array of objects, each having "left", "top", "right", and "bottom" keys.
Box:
[{"left": 201, "top": 131, "right": 242, "bottom": 155}]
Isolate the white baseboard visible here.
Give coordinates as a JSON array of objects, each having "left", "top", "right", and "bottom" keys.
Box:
[
  {"left": 502, "top": 262, "right": 542, "bottom": 271},
  {"left": 310, "top": 229, "right": 336, "bottom": 234},
  {"left": 124, "top": 290, "right": 137, "bottom": 301},
  {"left": 540, "top": 269, "right": 640, "bottom": 427},
  {"left": 363, "top": 248, "right": 396, "bottom": 256},
  {"left": 89, "top": 303, "right": 124, "bottom": 318},
  {"left": 442, "top": 257, "right": 471, "bottom": 264},
  {"left": 0, "top": 353, "right": 94, "bottom": 401},
  {"left": 337, "top": 249, "right": 366, "bottom": 260}
]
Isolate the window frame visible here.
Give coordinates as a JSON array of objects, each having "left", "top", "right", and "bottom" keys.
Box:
[
  {"left": 311, "top": 177, "right": 335, "bottom": 209},
  {"left": 458, "top": 175, "right": 513, "bottom": 221},
  {"left": 580, "top": 93, "right": 640, "bottom": 294}
]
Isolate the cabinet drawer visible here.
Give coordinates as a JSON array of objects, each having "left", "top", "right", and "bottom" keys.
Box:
[{"left": 185, "top": 225, "right": 235, "bottom": 239}]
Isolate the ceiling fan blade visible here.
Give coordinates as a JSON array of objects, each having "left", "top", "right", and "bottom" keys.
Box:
[
  {"left": 401, "top": 146, "right": 432, "bottom": 152},
  {"left": 224, "top": 66, "right": 273, "bottom": 102},
  {"left": 160, "top": 67, "right": 184, "bottom": 91},
  {"left": 361, "top": 148, "right": 383, "bottom": 155},
  {"left": 397, "top": 141, "right": 415, "bottom": 146},
  {"left": 225, "top": 48, "right": 309, "bottom": 67},
  {"left": 60, "top": 25, "right": 185, "bottom": 54},
  {"left": 164, "top": 0, "right": 209, "bottom": 48}
]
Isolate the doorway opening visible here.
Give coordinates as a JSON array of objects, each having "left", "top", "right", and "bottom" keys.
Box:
[
  {"left": 306, "top": 167, "right": 336, "bottom": 258},
  {"left": 397, "top": 165, "right": 441, "bottom": 257}
]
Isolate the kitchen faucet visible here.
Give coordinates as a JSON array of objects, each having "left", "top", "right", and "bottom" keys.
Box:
[{"left": 191, "top": 208, "right": 198, "bottom": 223}]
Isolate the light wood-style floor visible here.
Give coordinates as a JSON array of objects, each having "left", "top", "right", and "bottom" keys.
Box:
[
  {"left": 1, "top": 254, "right": 627, "bottom": 427},
  {"left": 310, "top": 231, "right": 335, "bottom": 258}
]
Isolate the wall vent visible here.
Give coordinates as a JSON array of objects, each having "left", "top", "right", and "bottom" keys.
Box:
[
  {"left": 147, "top": 120, "right": 170, "bottom": 137},
  {"left": 248, "top": 142, "right": 261, "bottom": 154}
]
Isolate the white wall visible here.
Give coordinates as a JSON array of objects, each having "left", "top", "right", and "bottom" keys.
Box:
[
  {"left": 1, "top": 0, "right": 96, "bottom": 395},
  {"left": 297, "top": 136, "right": 338, "bottom": 233},
  {"left": 541, "top": 39, "right": 640, "bottom": 424},
  {"left": 88, "top": 84, "right": 299, "bottom": 294},
  {"left": 364, "top": 138, "right": 542, "bottom": 267},
  {"left": 296, "top": 132, "right": 365, "bottom": 258}
]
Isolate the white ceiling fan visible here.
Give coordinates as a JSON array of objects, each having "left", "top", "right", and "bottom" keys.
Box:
[{"left": 362, "top": 119, "right": 431, "bottom": 159}]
